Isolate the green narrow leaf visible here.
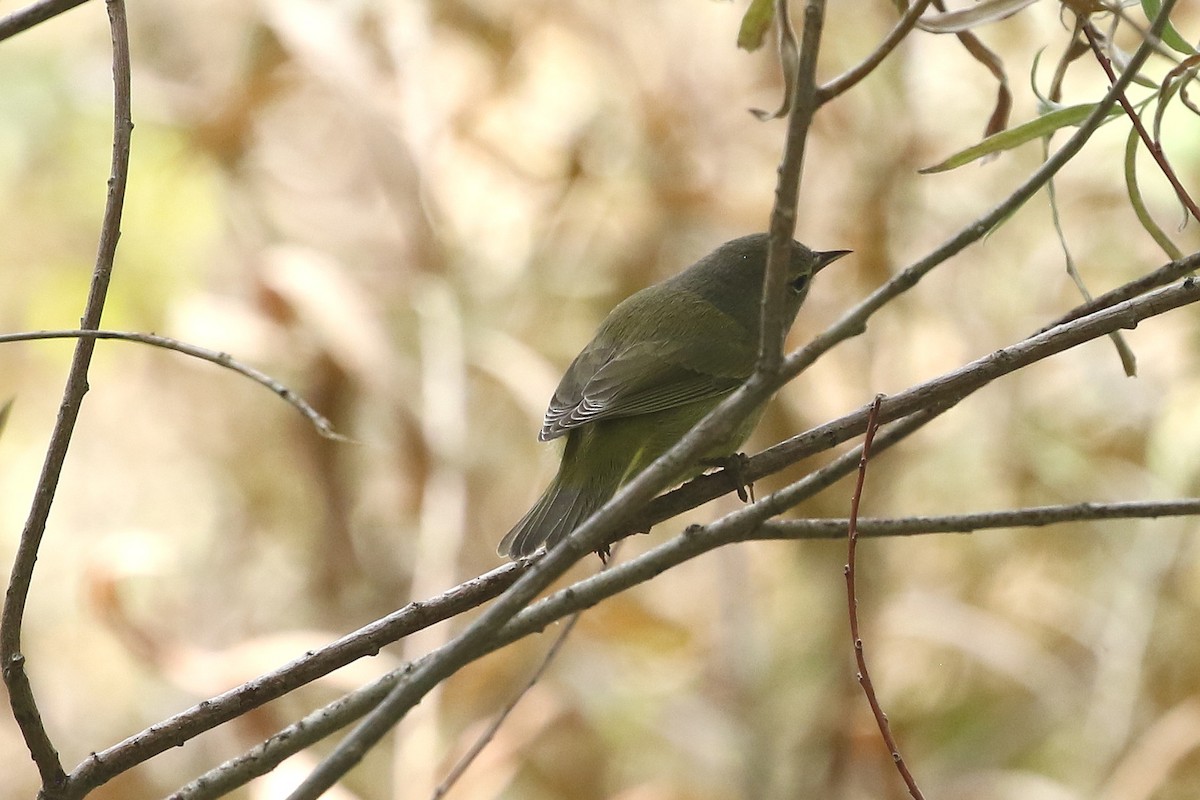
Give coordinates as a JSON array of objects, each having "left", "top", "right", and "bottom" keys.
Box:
[
  {"left": 1124, "top": 126, "right": 1185, "bottom": 261},
  {"left": 920, "top": 102, "right": 1121, "bottom": 173},
  {"left": 738, "top": 0, "right": 775, "bottom": 52},
  {"left": 915, "top": 0, "right": 1039, "bottom": 34},
  {"left": 1029, "top": 48, "right": 1051, "bottom": 109},
  {"left": 1141, "top": 0, "right": 1198, "bottom": 56}
]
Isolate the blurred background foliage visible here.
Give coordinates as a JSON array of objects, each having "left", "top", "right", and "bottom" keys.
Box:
[{"left": 1, "top": 1, "right": 1200, "bottom": 798}]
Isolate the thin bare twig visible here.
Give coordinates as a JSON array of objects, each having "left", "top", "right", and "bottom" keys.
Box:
[
  {"left": 816, "top": 0, "right": 934, "bottom": 104},
  {"left": 1082, "top": 21, "right": 1200, "bottom": 225},
  {"left": 430, "top": 610, "right": 582, "bottom": 799},
  {"left": 768, "top": 499, "right": 1200, "bottom": 539},
  {"left": 429, "top": 545, "right": 621, "bottom": 800},
  {"left": 2, "top": 0, "right": 130, "bottom": 795},
  {"left": 0, "top": 329, "right": 345, "bottom": 440},
  {"left": 1036, "top": 250, "right": 1199, "bottom": 333},
  {"left": 845, "top": 396, "right": 926, "bottom": 799},
  {"left": 0, "top": 0, "right": 90, "bottom": 42}
]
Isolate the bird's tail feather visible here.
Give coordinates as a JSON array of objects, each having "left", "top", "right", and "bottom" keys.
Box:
[{"left": 498, "top": 474, "right": 609, "bottom": 558}]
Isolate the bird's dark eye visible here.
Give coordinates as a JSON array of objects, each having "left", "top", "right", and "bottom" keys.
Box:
[{"left": 788, "top": 274, "right": 809, "bottom": 294}]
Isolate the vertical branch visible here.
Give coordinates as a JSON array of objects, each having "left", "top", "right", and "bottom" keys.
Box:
[
  {"left": 1, "top": 0, "right": 132, "bottom": 792},
  {"left": 845, "top": 395, "right": 926, "bottom": 800},
  {"left": 759, "top": 0, "right": 828, "bottom": 373}
]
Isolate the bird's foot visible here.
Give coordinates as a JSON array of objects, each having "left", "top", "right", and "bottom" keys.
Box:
[{"left": 702, "top": 453, "right": 754, "bottom": 502}]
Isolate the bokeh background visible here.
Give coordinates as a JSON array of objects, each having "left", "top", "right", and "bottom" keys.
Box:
[{"left": 2, "top": 1, "right": 1200, "bottom": 798}]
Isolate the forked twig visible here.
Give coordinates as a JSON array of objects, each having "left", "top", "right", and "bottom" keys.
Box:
[
  {"left": 2, "top": 1, "right": 130, "bottom": 795},
  {"left": 1082, "top": 21, "right": 1200, "bottom": 224},
  {"left": 429, "top": 546, "right": 620, "bottom": 799}
]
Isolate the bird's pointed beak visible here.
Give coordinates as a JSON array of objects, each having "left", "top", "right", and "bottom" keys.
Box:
[{"left": 813, "top": 249, "right": 852, "bottom": 275}]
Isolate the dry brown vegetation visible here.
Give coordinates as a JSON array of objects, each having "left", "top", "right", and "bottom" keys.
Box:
[{"left": 2, "top": 1, "right": 1200, "bottom": 798}]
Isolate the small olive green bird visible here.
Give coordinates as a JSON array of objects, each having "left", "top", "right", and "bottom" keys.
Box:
[{"left": 498, "top": 233, "right": 849, "bottom": 558}]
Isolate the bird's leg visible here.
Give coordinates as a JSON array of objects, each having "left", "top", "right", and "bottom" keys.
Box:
[
  {"left": 701, "top": 453, "right": 754, "bottom": 502},
  {"left": 593, "top": 520, "right": 651, "bottom": 563}
]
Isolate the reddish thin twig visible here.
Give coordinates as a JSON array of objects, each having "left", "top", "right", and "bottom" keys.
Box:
[
  {"left": 1082, "top": 22, "right": 1200, "bottom": 225},
  {"left": 845, "top": 394, "right": 926, "bottom": 800}
]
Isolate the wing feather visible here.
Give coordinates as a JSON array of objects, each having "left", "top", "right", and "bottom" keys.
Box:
[{"left": 540, "top": 338, "right": 751, "bottom": 440}]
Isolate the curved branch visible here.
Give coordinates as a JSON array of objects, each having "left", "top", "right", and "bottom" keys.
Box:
[
  {"left": 845, "top": 398, "right": 927, "bottom": 799},
  {"left": 816, "top": 0, "right": 934, "bottom": 104},
  {"left": 768, "top": 499, "right": 1200, "bottom": 539},
  {"left": 2, "top": 1, "right": 130, "bottom": 794},
  {"left": 0, "top": 330, "right": 345, "bottom": 441}
]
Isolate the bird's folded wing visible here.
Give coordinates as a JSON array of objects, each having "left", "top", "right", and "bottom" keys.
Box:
[{"left": 540, "top": 339, "right": 750, "bottom": 440}]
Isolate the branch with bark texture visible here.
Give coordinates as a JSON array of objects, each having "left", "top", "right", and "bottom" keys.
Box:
[
  {"left": 170, "top": 491, "right": 1200, "bottom": 800},
  {"left": 3, "top": 0, "right": 1193, "bottom": 797},
  {"left": 2, "top": 1, "right": 130, "bottom": 796},
  {"left": 147, "top": 273, "right": 1200, "bottom": 800}
]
